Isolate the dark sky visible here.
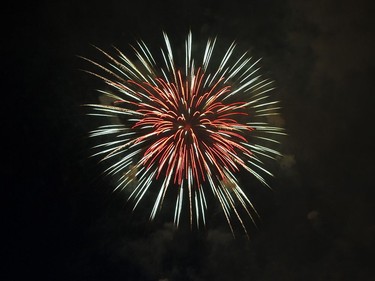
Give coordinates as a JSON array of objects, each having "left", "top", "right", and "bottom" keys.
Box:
[{"left": 4, "top": 0, "right": 375, "bottom": 280}]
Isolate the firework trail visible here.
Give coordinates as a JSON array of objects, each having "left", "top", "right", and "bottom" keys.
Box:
[{"left": 82, "top": 31, "right": 285, "bottom": 235}]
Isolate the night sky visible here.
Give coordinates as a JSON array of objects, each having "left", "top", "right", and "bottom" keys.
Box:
[{"left": 4, "top": 0, "right": 375, "bottom": 280}]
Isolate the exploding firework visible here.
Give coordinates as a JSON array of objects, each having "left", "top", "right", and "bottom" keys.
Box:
[{"left": 83, "top": 31, "right": 285, "bottom": 235}]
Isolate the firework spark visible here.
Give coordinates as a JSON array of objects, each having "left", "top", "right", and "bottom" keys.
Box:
[{"left": 83, "top": 31, "right": 285, "bottom": 235}]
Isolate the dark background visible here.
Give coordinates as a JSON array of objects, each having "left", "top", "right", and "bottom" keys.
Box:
[{"left": 4, "top": 0, "right": 375, "bottom": 280}]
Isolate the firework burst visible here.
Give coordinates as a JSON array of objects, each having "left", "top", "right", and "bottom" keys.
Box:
[{"left": 82, "top": 31, "right": 285, "bottom": 235}]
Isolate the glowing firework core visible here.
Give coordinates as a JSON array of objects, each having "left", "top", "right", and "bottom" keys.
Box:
[{"left": 127, "top": 68, "right": 254, "bottom": 192}]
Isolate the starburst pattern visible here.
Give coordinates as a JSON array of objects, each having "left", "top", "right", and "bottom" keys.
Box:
[{"left": 83, "top": 31, "right": 285, "bottom": 235}]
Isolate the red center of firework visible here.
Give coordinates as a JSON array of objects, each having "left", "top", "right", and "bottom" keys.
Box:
[{"left": 130, "top": 68, "right": 254, "bottom": 187}]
